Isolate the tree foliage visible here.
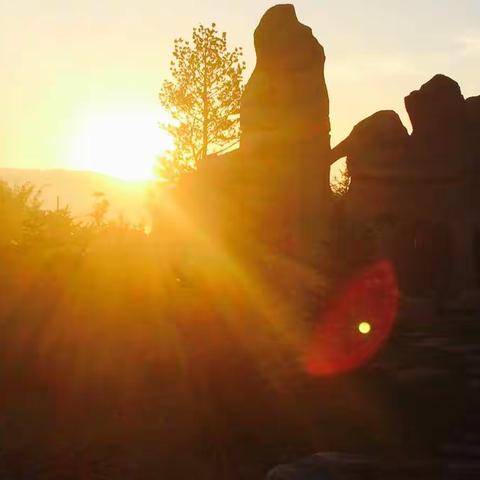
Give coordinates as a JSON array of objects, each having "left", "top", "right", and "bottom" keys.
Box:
[
  {"left": 0, "top": 181, "right": 88, "bottom": 258},
  {"left": 90, "top": 191, "right": 110, "bottom": 226},
  {"left": 158, "top": 23, "right": 246, "bottom": 181},
  {"left": 331, "top": 164, "right": 351, "bottom": 197}
]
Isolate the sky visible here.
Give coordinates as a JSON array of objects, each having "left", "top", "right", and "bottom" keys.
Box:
[{"left": 1, "top": 0, "right": 479, "bottom": 178}]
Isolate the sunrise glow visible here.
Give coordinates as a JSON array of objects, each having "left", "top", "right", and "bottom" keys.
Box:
[{"left": 68, "top": 103, "right": 173, "bottom": 181}]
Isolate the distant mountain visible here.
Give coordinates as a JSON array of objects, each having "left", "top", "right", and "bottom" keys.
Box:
[{"left": 0, "top": 168, "right": 154, "bottom": 226}]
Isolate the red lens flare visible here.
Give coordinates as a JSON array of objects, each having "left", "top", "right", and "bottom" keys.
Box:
[{"left": 305, "top": 260, "right": 399, "bottom": 376}]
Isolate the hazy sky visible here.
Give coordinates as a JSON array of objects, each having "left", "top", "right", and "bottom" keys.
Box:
[{"left": 1, "top": 0, "right": 479, "bottom": 175}]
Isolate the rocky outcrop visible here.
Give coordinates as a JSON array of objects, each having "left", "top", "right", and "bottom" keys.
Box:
[
  {"left": 333, "top": 74, "right": 474, "bottom": 182},
  {"left": 466, "top": 95, "right": 480, "bottom": 156},
  {"left": 331, "top": 111, "right": 412, "bottom": 222},
  {"left": 405, "top": 75, "right": 464, "bottom": 133},
  {"left": 405, "top": 74, "right": 469, "bottom": 174},
  {"left": 241, "top": 4, "right": 330, "bottom": 152},
  {"left": 241, "top": 4, "right": 331, "bottom": 204},
  {"left": 466, "top": 96, "right": 480, "bottom": 200},
  {"left": 466, "top": 96, "right": 480, "bottom": 158},
  {"left": 170, "top": 5, "right": 334, "bottom": 261},
  {"left": 169, "top": 5, "right": 480, "bottom": 296},
  {"left": 331, "top": 110, "right": 409, "bottom": 178},
  {"left": 238, "top": 4, "right": 332, "bottom": 260},
  {"left": 170, "top": 5, "right": 334, "bottom": 260},
  {"left": 331, "top": 74, "right": 480, "bottom": 295}
]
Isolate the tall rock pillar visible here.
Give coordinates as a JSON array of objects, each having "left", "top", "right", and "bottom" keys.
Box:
[{"left": 240, "top": 4, "right": 332, "bottom": 261}]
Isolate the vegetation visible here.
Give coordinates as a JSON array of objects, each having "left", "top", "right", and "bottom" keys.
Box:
[
  {"left": 0, "top": 178, "right": 316, "bottom": 475},
  {"left": 331, "top": 162, "right": 351, "bottom": 197},
  {"left": 1, "top": 174, "right": 457, "bottom": 479},
  {"left": 158, "top": 23, "right": 246, "bottom": 181},
  {"left": 0, "top": 24, "right": 377, "bottom": 472}
]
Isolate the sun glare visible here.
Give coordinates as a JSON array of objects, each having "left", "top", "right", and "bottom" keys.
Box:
[
  {"left": 68, "top": 103, "right": 173, "bottom": 181},
  {"left": 358, "top": 322, "right": 372, "bottom": 335}
]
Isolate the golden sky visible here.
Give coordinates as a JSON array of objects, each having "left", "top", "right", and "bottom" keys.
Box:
[{"left": 1, "top": 0, "right": 479, "bottom": 180}]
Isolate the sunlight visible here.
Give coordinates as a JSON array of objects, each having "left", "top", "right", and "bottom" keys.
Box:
[{"left": 68, "top": 103, "right": 173, "bottom": 181}]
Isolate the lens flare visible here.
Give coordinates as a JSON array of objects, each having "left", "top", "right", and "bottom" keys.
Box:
[
  {"left": 358, "top": 322, "right": 371, "bottom": 335},
  {"left": 305, "top": 259, "right": 399, "bottom": 376}
]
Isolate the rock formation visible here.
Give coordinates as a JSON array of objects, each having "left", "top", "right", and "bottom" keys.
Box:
[
  {"left": 240, "top": 4, "right": 332, "bottom": 259},
  {"left": 332, "top": 110, "right": 409, "bottom": 166},
  {"left": 466, "top": 96, "right": 480, "bottom": 203},
  {"left": 241, "top": 4, "right": 330, "bottom": 160},
  {"left": 466, "top": 95, "right": 480, "bottom": 158},
  {"left": 405, "top": 74, "right": 470, "bottom": 176},
  {"left": 332, "top": 75, "right": 480, "bottom": 295},
  {"left": 173, "top": 4, "right": 333, "bottom": 263},
  {"left": 169, "top": 5, "right": 480, "bottom": 297},
  {"left": 331, "top": 110, "right": 410, "bottom": 220}
]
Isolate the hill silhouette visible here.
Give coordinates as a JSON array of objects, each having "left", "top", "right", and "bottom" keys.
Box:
[{"left": 0, "top": 168, "right": 152, "bottom": 226}]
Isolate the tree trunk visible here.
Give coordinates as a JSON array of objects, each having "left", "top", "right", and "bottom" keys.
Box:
[{"left": 201, "top": 47, "right": 209, "bottom": 164}]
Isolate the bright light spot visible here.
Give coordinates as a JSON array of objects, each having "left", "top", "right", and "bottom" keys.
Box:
[
  {"left": 68, "top": 102, "right": 173, "bottom": 181},
  {"left": 305, "top": 260, "right": 398, "bottom": 376},
  {"left": 358, "top": 322, "right": 371, "bottom": 335}
]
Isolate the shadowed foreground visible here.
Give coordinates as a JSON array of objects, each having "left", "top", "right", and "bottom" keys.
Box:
[{"left": 1, "top": 236, "right": 479, "bottom": 479}]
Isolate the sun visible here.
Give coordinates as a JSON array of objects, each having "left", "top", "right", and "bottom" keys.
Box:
[{"left": 68, "top": 102, "right": 173, "bottom": 181}]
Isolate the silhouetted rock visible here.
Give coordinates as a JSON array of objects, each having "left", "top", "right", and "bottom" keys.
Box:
[
  {"left": 405, "top": 74, "right": 469, "bottom": 174},
  {"left": 331, "top": 75, "right": 480, "bottom": 296},
  {"left": 466, "top": 95, "right": 480, "bottom": 156},
  {"left": 466, "top": 96, "right": 480, "bottom": 158},
  {"left": 241, "top": 4, "right": 330, "bottom": 154},
  {"left": 240, "top": 4, "right": 332, "bottom": 260},
  {"left": 169, "top": 6, "right": 480, "bottom": 298},
  {"left": 466, "top": 95, "right": 480, "bottom": 202},
  {"left": 169, "top": 5, "right": 334, "bottom": 263},
  {"left": 332, "top": 110, "right": 409, "bottom": 177},
  {"left": 331, "top": 110, "right": 414, "bottom": 237}
]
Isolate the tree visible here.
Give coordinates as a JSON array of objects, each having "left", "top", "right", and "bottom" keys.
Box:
[
  {"left": 158, "top": 23, "right": 246, "bottom": 181},
  {"left": 0, "top": 181, "right": 42, "bottom": 248},
  {"left": 90, "top": 192, "right": 110, "bottom": 226},
  {"left": 331, "top": 163, "right": 351, "bottom": 197},
  {"left": 0, "top": 181, "right": 88, "bottom": 257}
]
